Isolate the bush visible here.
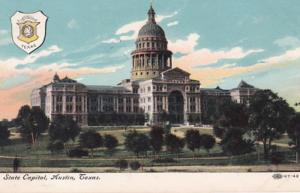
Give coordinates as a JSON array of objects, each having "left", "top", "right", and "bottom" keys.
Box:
[
  {"left": 47, "top": 140, "right": 64, "bottom": 153},
  {"left": 130, "top": 161, "right": 141, "bottom": 171},
  {"left": 270, "top": 152, "right": 284, "bottom": 165},
  {"left": 67, "top": 148, "right": 89, "bottom": 158},
  {"left": 115, "top": 159, "right": 128, "bottom": 170},
  {"left": 70, "top": 168, "right": 83, "bottom": 173},
  {"left": 152, "top": 158, "right": 177, "bottom": 163}
]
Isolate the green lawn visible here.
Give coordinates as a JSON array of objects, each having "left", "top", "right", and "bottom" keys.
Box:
[{"left": 0, "top": 126, "right": 296, "bottom": 171}]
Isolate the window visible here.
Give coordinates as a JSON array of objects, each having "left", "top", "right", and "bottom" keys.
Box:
[
  {"left": 66, "top": 96, "right": 73, "bottom": 102},
  {"left": 190, "top": 97, "right": 196, "bottom": 103},
  {"left": 134, "top": 106, "right": 139, "bottom": 113},
  {"left": 157, "top": 105, "right": 163, "bottom": 112},
  {"left": 76, "top": 96, "right": 82, "bottom": 102},
  {"left": 66, "top": 104, "right": 73, "bottom": 113},
  {"left": 148, "top": 97, "right": 151, "bottom": 102},
  {"left": 56, "top": 104, "right": 62, "bottom": 113},
  {"left": 56, "top": 96, "right": 62, "bottom": 102},
  {"left": 190, "top": 105, "right": 196, "bottom": 113},
  {"left": 148, "top": 86, "right": 151, "bottom": 92},
  {"left": 76, "top": 105, "right": 82, "bottom": 112}
]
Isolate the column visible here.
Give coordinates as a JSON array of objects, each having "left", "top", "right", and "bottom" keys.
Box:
[
  {"left": 131, "top": 98, "right": 134, "bottom": 113},
  {"left": 116, "top": 97, "right": 119, "bottom": 113},
  {"left": 52, "top": 95, "right": 56, "bottom": 113},
  {"left": 156, "top": 54, "right": 159, "bottom": 69},
  {"left": 150, "top": 54, "right": 152, "bottom": 69},
  {"left": 123, "top": 98, "right": 126, "bottom": 113},
  {"left": 165, "top": 96, "right": 169, "bottom": 113},
  {"left": 195, "top": 96, "right": 198, "bottom": 113},
  {"left": 97, "top": 96, "right": 101, "bottom": 112},
  {"left": 100, "top": 96, "right": 103, "bottom": 112},
  {"left": 62, "top": 95, "right": 66, "bottom": 113},
  {"left": 162, "top": 54, "right": 165, "bottom": 69},
  {"left": 72, "top": 96, "right": 76, "bottom": 113}
]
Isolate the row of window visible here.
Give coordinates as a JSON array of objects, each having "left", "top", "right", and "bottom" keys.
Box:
[
  {"left": 134, "top": 71, "right": 157, "bottom": 76},
  {"left": 56, "top": 95, "right": 84, "bottom": 103},
  {"left": 137, "top": 41, "right": 167, "bottom": 49},
  {"left": 55, "top": 104, "right": 83, "bottom": 113}
]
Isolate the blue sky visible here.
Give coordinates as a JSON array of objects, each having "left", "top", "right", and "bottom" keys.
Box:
[{"left": 0, "top": 0, "right": 299, "bottom": 118}]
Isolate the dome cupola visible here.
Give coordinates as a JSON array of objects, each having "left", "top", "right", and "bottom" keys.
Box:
[{"left": 131, "top": 5, "right": 173, "bottom": 81}]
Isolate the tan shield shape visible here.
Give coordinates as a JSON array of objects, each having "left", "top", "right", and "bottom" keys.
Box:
[{"left": 11, "top": 11, "right": 48, "bottom": 54}]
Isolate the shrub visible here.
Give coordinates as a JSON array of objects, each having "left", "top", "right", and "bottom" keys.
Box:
[
  {"left": 115, "top": 159, "right": 128, "bottom": 170},
  {"left": 270, "top": 152, "right": 284, "bottom": 165},
  {"left": 47, "top": 140, "right": 64, "bottom": 153},
  {"left": 130, "top": 161, "right": 141, "bottom": 171},
  {"left": 70, "top": 168, "right": 83, "bottom": 173},
  {"left": 152, "top": 158, "right": 177, "bottom": 163},
  {"left": 67, "top": 148, "right": 89, "bottom": 158}
]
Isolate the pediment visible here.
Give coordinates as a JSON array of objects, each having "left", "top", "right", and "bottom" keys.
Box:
[{"left": 161, "top": 67, "right": 190, "bottom": 80}]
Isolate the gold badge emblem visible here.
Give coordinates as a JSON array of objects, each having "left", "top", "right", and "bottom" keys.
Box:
[
  {"left": 11, "top": 11, "right": 47, "bottom": 54},
  {"left": 17, "top": 21, "right": 40, "bottom": 44}
]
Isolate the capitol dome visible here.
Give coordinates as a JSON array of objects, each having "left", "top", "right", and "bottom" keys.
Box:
[
  {"left": 138, "top": 5, "right": 166, "bottom": 38},
  {"left": 138, "top": 22, "right": 165, "bottom": 37}
]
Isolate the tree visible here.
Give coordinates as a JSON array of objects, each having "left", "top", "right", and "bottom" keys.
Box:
[
  {"left": 79, "top": 130, "right": 103, "bottom": 158},
  {"left": 149, "top": 126, "right": 164, "bottom": 156},
  {"left": 213, "top": 101, "right": 254, "bottom": 156},
  {"left": 15, "top": 105, "right": 31, "bottom": 125},
  {"left": 270, "top": 151, "right": 284, "bottom": 171},
  {"left": 48, "top": 115, "right": 81, "bottom": 143},
  {"left": 287, "top": 113, "right": 300, "bottom": 163},
  {"left": 104, "top": 134, "right": 118, "bottom": 155},
  {"left": 130, "top": 161, "right": 141, "bottom": 171},
  {"left": 124, "top": 130, "right": 150, "bottom": 157},
  {"left": 185, "top": 129, "right": 201, "bottom": 156},
  {"left": 47, "top": 140, "right": 64, "bottom": 153},
  {"left": 164, "top": 123, "right": 172, "bottom": 135},
  {"left": 115, "top": 159, "right": 128, "bottom": 171},
  {"left": 220, "top": 128, "right": 254, "bottom": 156},
  {"left": 0, "top": 123, "right": 10, "bottom": 149},
  {"left": 16, "top": 106, "right": 49, "bottom": 146},
  {"left": 249, "top": 90, "right": 294, "bottom": 159},
  {"left": 165, "top": 134, "right": 185, "bottom": 156},
  {"left": 201, "top": 134, "right": 216, "bottom": 154}
]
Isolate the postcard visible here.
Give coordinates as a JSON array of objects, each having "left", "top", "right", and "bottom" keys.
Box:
[{"left": 0, "top": 0, "right": 299, "bottom": 192}]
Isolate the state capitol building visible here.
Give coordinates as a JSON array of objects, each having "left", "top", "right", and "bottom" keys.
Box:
[{"left": 31, "top": 5, "right": 258, "bottom": 126}]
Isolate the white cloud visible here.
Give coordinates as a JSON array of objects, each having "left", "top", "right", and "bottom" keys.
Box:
[
  {"left": 169, "top": 33, "right": 200, "bottom": 54},
  {"left": 102, "top": 38, "right": 120, "bottom": 44},
  {"left": 181, "top": 46, "right": 300, "bottom": 86},
  {"left": 67, "top": 19, "right": 79, "bottom": 29},
  {"left": 0, "top": 45, "right": 62, "bottom": 79},
  {"left": 171, "top": 33, "right": 264, "bottom": 67},
  {"left": 167, "top": 21, "right": 179, "bottom": 27},
  {"left": 274, "top": 36, "right": 300, "bottom": 49},
  {"left": 175, "top": 47, "right": 264, "bottom": 68},
  {"left": 102, "top": 11, "right": 178, "bottom": 43}
]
